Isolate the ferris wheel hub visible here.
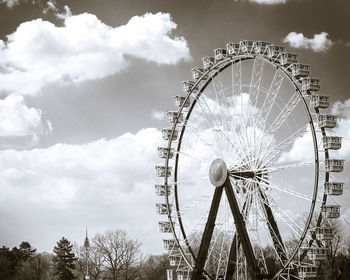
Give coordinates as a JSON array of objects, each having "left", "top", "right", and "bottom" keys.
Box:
[{"left": 209, "top": 158, "right": 228, "bottom": 187}]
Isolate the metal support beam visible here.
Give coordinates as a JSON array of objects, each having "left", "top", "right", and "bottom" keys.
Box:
[
  {"left": 225, "top": 194, "right": 252, "bottom": 280},
  {"left": 191, "top": 186, "right": 224, "bottom": 280},
  {"left": 224, "top": 177, "right": 262, "bottom": 280},
  {"left": 258, "top": 187, "right": 288, "bottom": 264}
]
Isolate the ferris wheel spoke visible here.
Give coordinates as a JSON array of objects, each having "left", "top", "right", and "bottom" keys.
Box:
[
  {"left": 265, "top": 91, "right": 301, "bottom": 137},
  {"left": 178, "top": 121, "right": 223, "bottom": 159},
  {"left": 231, "top": 60, "right": 242, "bottom": 101},
  {"left": 169, "top": 177, "right": 209, "bottom": 186},
  {"left": 195, "top": 92, "right": 247, "bottom": 160},
  {"left": 249, "top": 176, "right": 320, "bottom": 203},
  {"left": 229, "top": 59, "right": 256, "bottom": 162},
  {"left": 259, "top": 124, "right": 309, "bottom": 167},
  {"left": 193, "top": 95, "right": 226, "bottom": 157},
  {"left": 240, "top": 58, "right": 264, "bottom": 145},
  {"left": 248, "top": 58, "right": 265, "bottom": 106},
  {"left": 211, "top": 73, "right": 237, "bottom": 158},
  {"left": 252, "top": 70, "right": 284, "bottom": 168},
  {"left": 195, "top": 93, "right": 251, "bottom": 165},
  {"left": 246, "top": 59, "right": 265, "bottom": 167},
  {"left": 175, "top": 149, "right": 211, "bottom": 164},
  {"left": 210, "top": 76, "right": 227, "bottom": 140},
  {"left": 257, "top": 68, "right": 284, "bottom": 126},
  {"left": 255, "top": 161, "right": 314, "bottom": 174},
  {"left": 213, "top": 64, "right": 256, "bottom": 165}
]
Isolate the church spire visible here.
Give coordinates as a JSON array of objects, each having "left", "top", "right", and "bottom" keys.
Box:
[{"left": 84, "top": 227, "right": 90, "bottom": 249}]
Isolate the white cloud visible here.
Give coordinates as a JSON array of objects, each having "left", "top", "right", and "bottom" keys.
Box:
[
  {"left": 151, "top": 109, "right": 165, "bottom": 120},
  {"left": 0, "top": 127, "right": 166, "bottom": 253},
  {"left": 249, "top": 0, "right": 286, "bottom": 4},
  {"left": 0, "top": 12, "right": 191, "bottom": 96},
  {"left": 0, "top": 95, "right": 51, "bottom": 138},
  {"left": 277, "top": 127, "right": 314, "bottom": 163},
  {"left": 283, "top": 32, "right": 333, "bottom": 52},
  {"left": 0, "top": 0, "right": 20, "bottom": 8}
]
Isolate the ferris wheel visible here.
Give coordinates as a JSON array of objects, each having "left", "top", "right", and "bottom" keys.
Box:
[{"left": 155, "top": 40, "right": 344, "bottom": 280}]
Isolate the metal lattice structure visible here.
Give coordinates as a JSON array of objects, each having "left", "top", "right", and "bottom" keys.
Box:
[{"left": 155, "top": 40, "right": 345, "bottom": 280}]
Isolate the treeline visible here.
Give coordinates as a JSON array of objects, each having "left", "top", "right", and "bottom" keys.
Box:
[
  {"left": 1, "top": 226, "right": 350, "bottom": 280},
  {"left": 0, "top": 229, "right": 170, "bottom": 280}
]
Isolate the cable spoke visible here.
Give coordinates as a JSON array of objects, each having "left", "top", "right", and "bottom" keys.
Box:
[{"left": 265, "top": 90, "right": 301, "bottom": 136}]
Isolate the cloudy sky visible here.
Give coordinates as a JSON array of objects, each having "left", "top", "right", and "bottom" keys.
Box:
[{"left": 0, "top": 0, "right": 349, "bottom": 254}]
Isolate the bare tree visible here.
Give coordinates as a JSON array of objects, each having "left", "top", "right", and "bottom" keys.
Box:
[
  {"left": 93, "top": 229, "right": 143, "bottom": 280},
  {"left": 74, "top": 242, "right": 105, "bottom": 280},
  {"left": 139, "top": 254, "right": 170, "bottom": 280}
]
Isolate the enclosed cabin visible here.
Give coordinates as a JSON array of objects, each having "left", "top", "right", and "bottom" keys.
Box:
[
  {"left": 324, "top": 182, "right": 344, "bottom": 196},
  {"left": 318, "top": 114, "right": 337, "bottom": 128},
  {"left": 323, "top": 136, "right": 342, "bottom": 150},
  {"left": 292, "top": 63, "right": 310, "bottom": 78},
  {"left": 156, "top": 203, "right": 172, "bottom": 215},
  {"left": 308, "top": 247, "right": 328, "bottom": 261},
  {"left": 158, "top": 147, "right": 174, "bottom": 159},
  {"left": 166, "top": 269, "right": 174, "bottom": 280},
  {"left": 202, "top": 56, "right": 216, "bottom": 71},
  {"left": 226, "top": 42, "right": 240, "bottom": 56},
  {"left": 163, "top": 239, "right": 178, "bottom": 250},
  {"left": 253, "top": 41, "right": 271, "bottom": 55},
  {"left": 315, "top": 227, "right": 334, "bottom": 241},
  {"left": 321, "top": 205, "right": 340, "bottom": 219},
  {"left": 298, "top": 265, "right": 317, "bottom": 279},
  {"left": 239, "top": 40, "right": 254, "bottom": 54},
  {"left": 174, "top": 95, "right": 190, "bottom": 108},
  {"left": 169, "top": 255, "right": 181, "bottom": 266},
  {"left": 301, "top": 77, "right": 321, "bottom": 93},
  {"left": 167, "top": 111, "right": 184, "bottom": 124},
  {"left": 214, "top": 48, "right": 227, "bottom": 62},
  {"left": 191, "top": 67, "right": 207, "bottom": 82},
  {"left": 267, "top": 45, "right": 286, "bottom": 59},
  {"left": 182, "top": 81, "right": 195, "bottom": 93},
  {"left": 280, "top": 52, "right": 298, "bottom": 66},
  {"left": 310, "top": 94, "right": 329, "bottom": 109},
  {"left": 162, "top": 128, "right": 178, "bottom": 141},
  {"left": 155, "top": 184, "right": 171, "bottom": 196},
  {"left": 325, "top": 159, "right": 344, "bottom": 172},
  {"left": 159, "top": 221, "right": 172, "bottom": 233},
  {"left": 155, "top": 165, "right": 172, "bottom": 177}
]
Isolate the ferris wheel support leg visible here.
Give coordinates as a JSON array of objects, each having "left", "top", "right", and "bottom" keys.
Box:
[
  {"left": 191, "top": 186, "right": 224, "bottom": 280},
  {"left": 224, "top": 177, "right": 262, "bottom": 280},
  {"left": 225, "top": 195, "right": 253, "bottom": 280},
  {"left": 257, "top": 187, "right": 288, "bottom": 264}
]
